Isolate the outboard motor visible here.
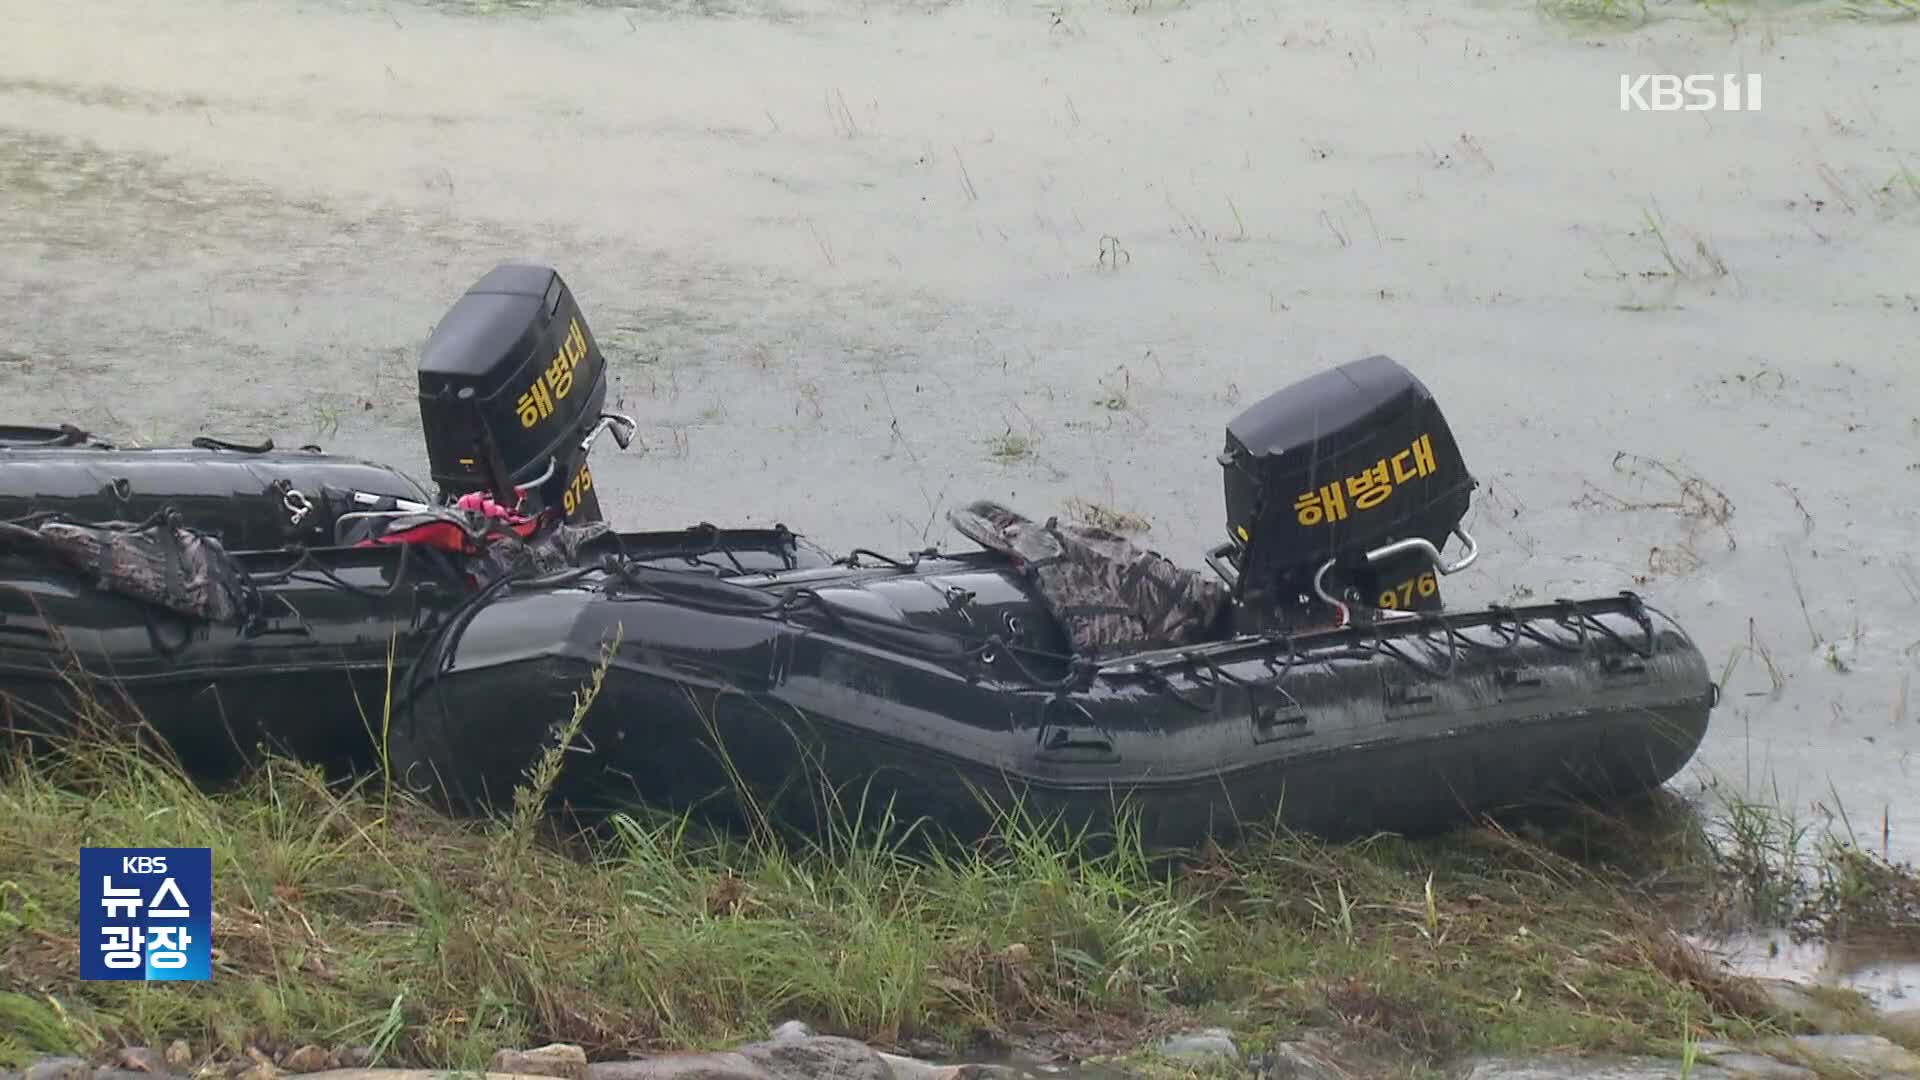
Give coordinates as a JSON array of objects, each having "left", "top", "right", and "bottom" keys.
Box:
[
  {"left": 416, "top": 264, "right": 635, "bottom": 523},
  {"left": 1209, "top": 354, "right": 1480, "bottom": 631}
]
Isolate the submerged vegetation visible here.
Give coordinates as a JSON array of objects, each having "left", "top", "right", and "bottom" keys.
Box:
[
  {"left": 1535, "top": 0, "right": 1919, "bottom": 26},
  {"left": 1, "top": 659, "right": 1917, "bottom": 1077}
]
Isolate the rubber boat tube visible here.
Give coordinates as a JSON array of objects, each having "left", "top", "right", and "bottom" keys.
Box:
[
  {"left": 385, "top": 551, "right": 1717, "bottom": 847},
  {"left": 0, "top": 525, "right": 835, "bottom": 778},
  {"left": 0, "top": 431, "right": 433, "bottom": 551}
]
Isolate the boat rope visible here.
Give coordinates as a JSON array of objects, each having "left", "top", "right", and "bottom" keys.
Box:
[
  {"left": 599, "top": 558, "right": 1097, "bottom": 690},
  {"left": 245, "top": 539, "right": 424, "bottom": 599},
  {"left": 834, "top": 547, "right": 932, "bottom": 569},
  {"left": 1560, "top": 598, "right": 1658, "bottom": 659},
  {"left": 659, "top": 521, "right": 806, "bottom": 577},
  {"left": 1368, "top": 614, "right": 1466, "bottom": 680},
  {"left": 0, "top": 423, "right": 110, "bottom": 449}
]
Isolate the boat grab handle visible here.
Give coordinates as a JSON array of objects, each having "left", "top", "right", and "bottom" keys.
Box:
[
  {"left": 1203, "top": 542, "right": 1240, "bottom": 589},
  {"left": 520, "top": 456, "right": 559, "bottom": 491},
  {"left": 580, "top": 412, "right": 638, "bottom": 456},
  {"left": 1313, "top": 526, "right": 1480, "bottom": 629},
  {"left": 512, "top": 414, "right": 637, "bottom": 497}
]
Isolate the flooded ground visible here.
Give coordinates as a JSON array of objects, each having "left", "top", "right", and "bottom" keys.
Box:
[
  {"left": 1, "top": 0, "right": 1916, "bottom": 982},
  {"left": 1695, "top": 929, "right": 1920, "bottom": 1012}
]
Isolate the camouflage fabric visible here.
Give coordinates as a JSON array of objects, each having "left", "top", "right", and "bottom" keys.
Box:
[
  {"left": 473, "top": 519, "right": 615, "bottom": 581},
  {"left": 18, "top": 519, "right": 251, "bottom": 624},
  {"left": 947, "top": 499, "right": 1230, "bottom": 661}
]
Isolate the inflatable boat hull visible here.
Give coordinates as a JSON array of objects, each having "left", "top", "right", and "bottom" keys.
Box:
[
  {"left": 1, "top": 531, "right": 1714, "bottom": 846},
  {"left": 0, "top": 525, "right": 834, "bottom": 777},
  {"left": 0, "top": 436, "right": 433, "bottom": 550},
  {"left": 387, "top": 556, "right": 1715, "bottom": 846}
]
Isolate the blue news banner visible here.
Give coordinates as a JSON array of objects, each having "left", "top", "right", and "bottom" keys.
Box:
[{"left": 79, "top": 847, "right": 213, "bottom": 982}]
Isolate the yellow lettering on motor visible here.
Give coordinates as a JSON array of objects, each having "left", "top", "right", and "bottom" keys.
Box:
[
  {"left": 516, "top": 378, "right": 554, "bottom": 429},
  {"left": 518, "top": 318, "right": 592, "bottom": 430},
  {"left": 1294, "top": 432, "right": 1442, "bottom": 528},
  {"left": 1292, "top": 482, "right": 1348, "bottom": 527},
  {"left": 561, "top": 462, "right": 595, "bottom": 517}
]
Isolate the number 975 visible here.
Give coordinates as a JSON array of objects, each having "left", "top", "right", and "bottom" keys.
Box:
[{"left": 561, "top": 464, "right": 594, "bottom": 516}]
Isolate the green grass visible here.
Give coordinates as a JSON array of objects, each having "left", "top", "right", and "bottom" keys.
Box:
[{"left": 2, "top": 666, "right": 1917, "bottom": 1076}]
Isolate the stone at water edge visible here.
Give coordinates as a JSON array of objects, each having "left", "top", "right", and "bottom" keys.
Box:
[
  {"left": 113, "top": 1049, "right": 165, "bottom": 1074},
  {"left": 874, "top": 1053, "right": 1022, "bottom": 1080},
  {"left": 1773, "top": 1033, "right": 1920, "bottom": 1075},
  {"left": 1246, "top": 1042, "right": 1346, "bottom": 1080},
  {"left": 324, "top": 1048, "right": 371, "bottom": 1071},
  {"left": 234, "top": 1047, "right": 281, "bottom": 1080},
  {"left": 762, "top": 1019, "right": 1023, "bottom": 1079},
  {"left": 1698, "top": 1056, "right": 1815, "bottom": 1079},
  {"left": 279, "top": 1048, "right": 330, "bottom": 1075},
  {"left": 587, "top": 1052, "right": 772, "bottom": 1080},
  {"left": 1683, "top": 1046, "right": 1816, "bottom": 1080},
  {"left": 1753, "top": 978, "right": 1865, "bottom": 1032},
  {"left": 286, "top": 1073, "right": 614, "bottom": 1080},
  {"left": 1456, "top": 1056, "right": 1763, "bottom": 1079},
  {"left": 23, "top": 1059, "right": 90, "bottom": 1080},
  {"left": 1156, "top": 1029, "right": 1238, "bottom": 1064},
  {"left": 490, "top": 1045, "right": 588, "bottom": 1080},
  {"left": 587, "top": 1035, "right": 892, "bottom": 1080}
]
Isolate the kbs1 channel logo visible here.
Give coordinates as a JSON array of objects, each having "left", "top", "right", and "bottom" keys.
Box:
[
  {"left": 80, "top": 848, "right": 213, "bottom": 982},
  {"left": 1619, "top": 73, "right": 1763, "bottom": 113}
]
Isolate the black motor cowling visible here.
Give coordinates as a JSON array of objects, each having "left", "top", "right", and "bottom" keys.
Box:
[
  {"left": 416, "top": 264, "right": 612, "bottom": 523},
  {"left": 1218, "top": 354, "right": 1477, "bottom": 623}
]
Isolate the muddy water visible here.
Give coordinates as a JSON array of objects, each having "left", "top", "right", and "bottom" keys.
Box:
[
  {"left": 2, "top": 0, "right": 1916, "bottom": 934},
  {"left": 1698, "top": 930, "right": 1920, "bottom": 1012}
]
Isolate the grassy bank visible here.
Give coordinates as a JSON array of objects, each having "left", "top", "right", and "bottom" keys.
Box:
[{"left": 2, "top": 700, "right": 1917, "bottom": 1078}]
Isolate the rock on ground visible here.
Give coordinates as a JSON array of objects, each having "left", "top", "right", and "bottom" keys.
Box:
[
  {"left": 1248, "top": 1041, "right": 1348, "bottom": 1080},
  {"left": 874, "top": 1053, "right": 1019, "bottom": 1080},
  {"left": 491, "top": 1046, "right": 588, "bottom": 1080},
  {"left": 1157, "top": 1029, "right": 1238, "bottom": 1064},
  {"left": 1688, "top": 1046, "right": 1816, "bottom": 1080},
  {"left": 112, "top": 1050, "right": 164, "bottom": 1075},
  {"left": 1459, "top": 1056, "right": 1777, "bottom": 1080},
  {"left": 23, "top": 1061, "right": 91, "bottom": 1080},
  {"left": 1459, "top": 1029, "right": 1920, "bottom": 1080},
  {"left": 278, "top": 1050, "right": 330, "bottom": 1076},
  {"left": 586, "top": 1035, "right": 892, "bottom": 1080},
  {"left": 1772, "top": 1033, "right": 1920, "bottom": 1076}
]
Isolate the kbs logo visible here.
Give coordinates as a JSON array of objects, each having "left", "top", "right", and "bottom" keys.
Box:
[{"left": 1620, "top": 74, "right": 1762, "bottom": 112}]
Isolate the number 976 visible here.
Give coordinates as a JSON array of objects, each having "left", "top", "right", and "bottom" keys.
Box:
[{"left": 1376, "top": 571, "right": 1438, "bottom": 610}]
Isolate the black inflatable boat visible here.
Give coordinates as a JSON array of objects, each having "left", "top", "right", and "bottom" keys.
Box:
[{"left": 0, "top": 263, "right": 1719, "bottom": 847}]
